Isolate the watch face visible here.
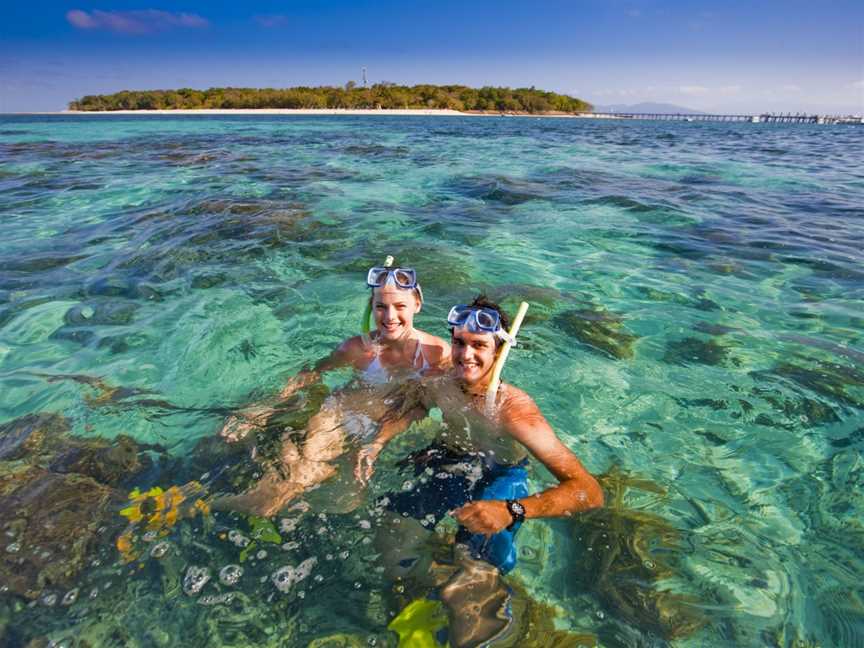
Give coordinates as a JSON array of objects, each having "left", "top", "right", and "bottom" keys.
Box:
[{"left": 509, "top": 500, "right": 525, "bottom": 516}]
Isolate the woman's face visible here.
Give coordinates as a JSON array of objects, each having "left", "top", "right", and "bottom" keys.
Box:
[{"left": 372, "top": 284, "right": 421, "bottom": 342}]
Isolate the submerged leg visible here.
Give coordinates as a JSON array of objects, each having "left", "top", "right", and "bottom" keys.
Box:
[
  {"left": 439, "top": 546, "right": 512, "bottom": 648},
  {"left": 214, "top": 408, "right": 350, "bottom": 516}
]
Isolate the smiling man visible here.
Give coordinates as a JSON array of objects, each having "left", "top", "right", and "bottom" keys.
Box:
[{"left": 355, "top": 294, "right": 603, "bottom": 645}]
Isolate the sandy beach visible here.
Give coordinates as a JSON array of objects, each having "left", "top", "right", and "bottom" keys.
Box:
[{"left": 55, "top": 108, "right": 606, "bottom": 118}]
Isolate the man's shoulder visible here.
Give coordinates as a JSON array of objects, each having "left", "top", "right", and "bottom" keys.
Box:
[
  {"left": 499, "top": 384, "right": 545, "bottom": 422},
  {"left": 500, "top": 383, "right": 535, "bottom": 405}
]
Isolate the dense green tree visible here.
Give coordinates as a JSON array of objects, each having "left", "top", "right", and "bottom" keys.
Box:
[{"left": 69, "top": 85, "right": 593, "bottom": 113}]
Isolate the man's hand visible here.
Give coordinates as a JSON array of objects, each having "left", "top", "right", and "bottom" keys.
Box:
[
  {"left": 354, "top": 442, "right": 384, "bottom": 485},
  {"left": 453, "top": 500, "right": 513, "bottom": 536}
]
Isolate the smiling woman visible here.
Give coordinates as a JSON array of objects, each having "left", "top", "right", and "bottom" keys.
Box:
[{"left": 214, "top": 260, "right": 451, "bottom": 515}]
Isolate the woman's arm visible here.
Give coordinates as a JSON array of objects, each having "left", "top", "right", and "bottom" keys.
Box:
[
  {"left": 220, "top": 337, "right": 364, "bottom": 441},
  {"left": 354, "top": 404, "right": 428, "bottom": 484}
]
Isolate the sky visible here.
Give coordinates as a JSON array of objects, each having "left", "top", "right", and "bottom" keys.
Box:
[{"left": 1, "top": 0, "right": 863, "bottom": 114}]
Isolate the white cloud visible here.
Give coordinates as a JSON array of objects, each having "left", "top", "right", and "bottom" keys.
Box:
[
  {"left": 679, "top": 84, "right": 741, "bottom": 97},
  {"left": 66, "top": 9, "right": 209, "bottom": 35},
  {"left": 849, "top": 80, "right": 864, "bottom": 90},
  {"left": 679, "top": 85, "right": 709, "bottom": 96},
  {"left": 780, "top": 84, "right": 802, "bottom": 93},
  {"left": 254, "top": 14, "right": 289, "bottom": 28}
]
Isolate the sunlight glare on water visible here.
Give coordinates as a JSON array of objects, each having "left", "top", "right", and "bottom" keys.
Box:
[{"left": 0, "top": 114, "right": 862, "bottom": 647}]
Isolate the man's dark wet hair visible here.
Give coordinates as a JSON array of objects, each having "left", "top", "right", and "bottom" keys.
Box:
[{"left": 450, "top": 294, "right": 510, "bottom": 347}]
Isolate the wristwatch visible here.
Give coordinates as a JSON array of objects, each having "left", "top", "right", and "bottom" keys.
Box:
[{"left": 505, "top": 499, "right": 526, "bottom": 531}]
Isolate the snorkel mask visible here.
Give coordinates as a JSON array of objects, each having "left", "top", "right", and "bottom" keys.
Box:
[
  {"left": 366, "top": 267, "right": 418, "bottom": 289},
  {"left": 447, "top": 305, "right": 516, "bottom": 346}
]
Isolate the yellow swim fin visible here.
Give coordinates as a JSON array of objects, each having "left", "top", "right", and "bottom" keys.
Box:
[{"left": 387, "top": 598, "right": 449, "bottom": 648}]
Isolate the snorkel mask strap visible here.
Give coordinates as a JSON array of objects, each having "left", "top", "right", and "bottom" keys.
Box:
[
  {"left": 361, "top": 255, "right": 394, "bottom": 346},
  {"left": 485, "top": 301, "right": 529, "bottom": 415},
  {"left": 496, "top": 329, "right": 516, "bottom": 346}
]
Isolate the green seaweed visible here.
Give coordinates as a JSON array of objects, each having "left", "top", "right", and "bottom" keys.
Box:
[
  {"left": 483, "top": 283, "right": 564, "bottom": 324},
  {"left": 772, "top": 360, "right": 864, "bottom": 409},
  {"left": 664, "top": 336, "right": 730, "bottom": 366},
  {"left": 239, "top": 515, "right": 283, "bottom": 562},
  {"left": 569, "top": 467, "right": 707, "bottom": 640},
  {"left": 494, "top": 581, "right": 598, "bottom": 647},
  {"left": 552, "top": 307, "right": 638, "bottom": 360}
]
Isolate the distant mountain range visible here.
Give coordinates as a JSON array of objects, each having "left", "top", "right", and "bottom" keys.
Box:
[{"left": 594, "top": 102, "right": 704, "bottom": 114}]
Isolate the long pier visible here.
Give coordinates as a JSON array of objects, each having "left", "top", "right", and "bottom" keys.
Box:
[{"left": 583, "top": 112, "right": 863, "bottom": 125}]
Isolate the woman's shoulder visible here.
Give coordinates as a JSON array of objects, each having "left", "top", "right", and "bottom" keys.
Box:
[
  {"left": 336, "top": 335, "right": 374, "bottom": 362},
  {"left": 415, "top": 329, "right": 450, "bottom": 349},
  {"left": 415, "top": 330, "right": 451, "bottom": 366}
]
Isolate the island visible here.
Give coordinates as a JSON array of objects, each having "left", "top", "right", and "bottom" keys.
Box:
[{"left": 68, "top": 84, "right": 593, "bottom": 114}]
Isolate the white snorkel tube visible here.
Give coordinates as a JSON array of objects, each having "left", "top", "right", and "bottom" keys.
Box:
[
  {"left": 361, "top": 255, "right": 394, "bottom": 346},
  {"left": 485, "top": 301, "right": 529, "bottom": 415}
]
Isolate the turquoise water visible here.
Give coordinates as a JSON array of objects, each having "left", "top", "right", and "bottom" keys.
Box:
[{"left": 1, "top": 114, "right": 862, "bottom": 646}]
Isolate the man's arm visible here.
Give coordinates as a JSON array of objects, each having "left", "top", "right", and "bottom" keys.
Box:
[{"left": 455, "top": 388, "right": 603, "bottom": 535}]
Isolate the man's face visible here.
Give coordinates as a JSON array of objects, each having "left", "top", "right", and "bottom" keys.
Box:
[{"left": 451, "top": 327, "right": 497, "bottom": 385}]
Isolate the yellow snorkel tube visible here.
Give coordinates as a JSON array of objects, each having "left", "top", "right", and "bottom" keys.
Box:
[
  {"left": 361, "top": 255, "right": 394, "bottom": 345},
  {"left": 485, "top": 301, "right": 529, "bottom": 414}
]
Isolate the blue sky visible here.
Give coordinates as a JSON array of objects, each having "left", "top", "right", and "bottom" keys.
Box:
[{"left": 2, "top": 0, "right": 862, "bottom": 113}]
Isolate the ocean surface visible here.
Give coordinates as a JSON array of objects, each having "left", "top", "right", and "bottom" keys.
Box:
[{"left": 0, "top": 114, "right": 862, "bottom": 647}]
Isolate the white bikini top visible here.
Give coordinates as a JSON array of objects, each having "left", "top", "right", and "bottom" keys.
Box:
[{"left": 361, "top": 337, "right": 430, "bottom": 385}]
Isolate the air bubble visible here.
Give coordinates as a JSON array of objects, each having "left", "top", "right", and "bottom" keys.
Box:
[
  {"left": 358, "top": 520, "right": 371, "bottom": 530},
  {"left": 280, "top": 518, "right": 299, "bottom": 534},
  {"left": 61, "top": 589, "right": 78, "bottom": 606},
  {"left": 219, "top": 564, "right": 243, "bottom": 586},
  {"left": 282, "top": 541, "right": 299, "bottom": 551},
  {"left": 6, "top": 542, "right": 21, "bottom": 554},
  {"left": 183, "top": 566, "right": 211, "bottom": 596},
  {"left": 150, "top": 542, "right": 171, "bottom": 559},
  {"left": 256, "top": 550, "right": 268, "bottom": 560},
  {"left": 339, "top": 551, "right": 349, "bottom": 560},
  {"left": 41, "top": 593, "right": 58, "bottom": 607},
  {"left": 228, "top": 530, "right": 250, "bottom": 548},
  {"left": 272, "top": 557, "right": 317, "bottom": 592},
  {"left": 199, "top": 593, "right": 234, "bottom": 606},
  {"left": 643, "top": 559, "right": 655, "bottom": 570},
  {"left": 142, "top": 531, "right": 158, "bottom": 543}
]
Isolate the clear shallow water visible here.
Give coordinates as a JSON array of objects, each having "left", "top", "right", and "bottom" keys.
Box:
[{"left": 0, "top": 114, "right": 862, "bottom": 646}]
